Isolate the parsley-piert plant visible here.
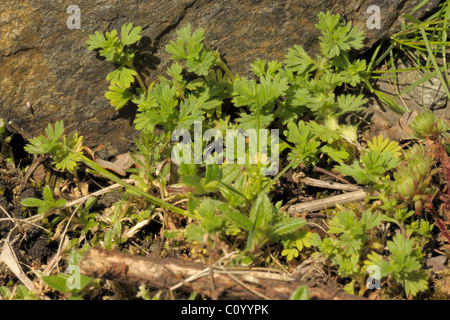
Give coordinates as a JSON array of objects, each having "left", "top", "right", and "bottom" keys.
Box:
[{"left": 21, "top": 12, "right": 445, "bottom": 301}]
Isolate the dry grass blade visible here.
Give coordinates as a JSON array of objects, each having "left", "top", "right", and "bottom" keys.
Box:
[
  {"left": 64, "top": 178, "right": 136, "bottom": 208},
  {"left": 0, "top": 240, "right": 50, "bottom": 299},
  {"left": 0, "top": 240, "right": 34, "bottom": 290}
]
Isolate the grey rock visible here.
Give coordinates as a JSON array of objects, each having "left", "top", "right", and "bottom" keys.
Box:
[{"left": 397, "top": 58, "right": 449, "bottom": 110}]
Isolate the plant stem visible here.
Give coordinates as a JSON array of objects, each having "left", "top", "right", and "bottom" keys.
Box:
[
  {"left": 76, "top": 153, "right": 190, "bottom": 217},
  {"left": 130, "top": 64, "right": 148, "bottom": 95},
  {"left": 216, "top": 58, "right": 235, "bottom": 82},
  {"left": 262, "top": 161, "right": 296, "bottom": 194}
]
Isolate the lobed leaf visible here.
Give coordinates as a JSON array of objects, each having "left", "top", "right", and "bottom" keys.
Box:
[
  {"left": 105, "top": 85, "right": 133, "bottom": 110},
  {"left": 121, "top": 23, "right": 142, "bottom": 46},
  {"left": 284, "top": 45, "right": 316, "bottom": 74},
  {"left": 106, "top": 66, "right": 137, "bottom": 89}
]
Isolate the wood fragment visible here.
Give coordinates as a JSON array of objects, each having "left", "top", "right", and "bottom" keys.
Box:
[
  {"left": 287, "top": 190, "right": 368, "bottom": 214},
  {"left": 300, "top": 177, "right": 361, "bottom": 192},
  {"left": 80, "top": 248, "right": 365, "bottom": 300},
  {"left": 313, "top": 166, "right": 351, "bottom": 184}
]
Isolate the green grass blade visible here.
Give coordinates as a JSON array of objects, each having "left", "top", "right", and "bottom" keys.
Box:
[
  {"left": 419, "top": 27, "right": 450, "bottom": 100},
  {"left": 364, "top": 80, "right": 408, "bottom": 114}
]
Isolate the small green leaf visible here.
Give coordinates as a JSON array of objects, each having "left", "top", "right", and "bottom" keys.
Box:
[
  {"left": 166, "top": 38, "right": 188, "bottom": 60},
  {"left": 180, "top": 175, "right": 203, "bottom": 190},
  {"left": 42, "top": 185, "right": 54, "bottom": 202},
  {"left": 105, "top": 85, "right": 133, "bottom": 110},
  {"left": 106, "top": 66, "right": 137, "bottom": 88},
  {"left": 86, "top": 31, "right": 107, "bottom": 50},
  {"left": 220, "top": 164, "right": 240, "bottom": 185},
  {"left": 315, "top": 12, "right": 364, "bottom": 58},
  {"left": 225, "top": 210, "right": 252, "bottom": 232},
  {"left": 42, "top": 273, "right": 92, "bottom": 294},
  {"left": 290, "top": 285, "right": 310, "bottom": 300},
  {"left": 272, "top": 218, "right": 306, "bottom": 237},
  {"left": 249, "top": 193, "right": 273, "bottom": 227},
  {"left": 54, "top": 198, "right": 67, "bottom": 208},
  {"left": 121, "top": 23, "right": 142, "bottom": 46},
  {"left": 42, "top": 275, "right": 69, "bottom": 293},
  {"left": 85, "top": 197, "right": 97, "bottom": 211},
  {"left": 204, "top": 164, "right": 222, "bottom": 185},
  {"left": 104, "top": 230, "right": 114, "bottom": 249},
  {"left": 361, "top": 210, "right": 383, "bottom": 231},
  {"left": 336, "top": 94, "right": 367, "bottom": 116},
  {"left": 284, "top": 45, "right": 316, "bottom": 74},
  {"left": 21, "top": 197, "right": 45, "bottom": 207},
  {"left": 321, "top": 145, "right": 349, "bottom": 164},
  {"left": 186, "top": 50, "right": 216, "bottom": 76},
  {"left": 367, "top": 135, "right": 402, "bottom": 158},
  {"left": 286, "top": 120, "right": 320, "bottom": 167}
]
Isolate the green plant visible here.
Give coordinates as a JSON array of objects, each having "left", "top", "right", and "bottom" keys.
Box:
[
  {"left": 290, "top": 285, "right": 310, "bottom": 300},
  {"left": 41, "top": 248, "right": 96, "bottom": 300},
  {"left": 22, "top": 11, "right": 448, "bottom": 302},
  {"left": 366, "top": 233, "right": 429, "bottom": 297},
  {"left": 24, "top": 121, "right": 82, "bottom": 172},
  {"left": 409, "top": 110, "right": 450, "bottom": 139},
  {"left": 281, "top": 11, "right": 367, "bottom": 128},
  {"left": 392, "top": 144, "right": 437, "bottom": 206},
  {"left": 178, "top": 163, "right": 307, "bottom": 253},
  {"left": 377, "top": 111, "right": 450, "bottom": 244},
  {"left": 311, "top": 209, "right": 383, "bottom": 295},
  {"left": 0, "top": 285, "right": 38, "bottom": 300},
  {"left": 21, "top": 12, "right": 372, "bottom": 272},
  {"left": 41, "top": 271, "right": 93, "bottom": 300},
  {"left": 336, "top": 135, "right": 402, "bottom": 184},
  {"left": 86, "top": 23, "right": 146, "bottom": 108},
  {"left": 280, "top": 229, "right": 312, "bottom": 261},
  {"left": 407, "top": 110, "right": 450, "bottom": 243},
  {"left": 22, "top": 121, "right": 185, "bottom": 215},
  {"left": 232, "top": 63, "right": 288, "bottom": 130},
  {"left": 21, "top": 185, "right": 67, "bottom": 214},
  {"left": 165, "top": 24, "right": 234, "bottom": 80}
]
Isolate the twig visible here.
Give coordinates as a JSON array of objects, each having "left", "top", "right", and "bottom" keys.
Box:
[
  {"left": 0, "top": 218, "right": 48, "bottom": 232},
  {"left": 300, "top": 177, "right": 361, "bottom": 192},
  {"left": 80, "top": 248, "right": 365, "bottom": 300},
  {"left": 218, "top": 267, "right": 271, "bottom": 300},
  {"left": 313, "top": 166, "right": 351, "bottom": 184},
  {"left": 0, "top": 204, "right": 24, "bottom": 236},
  {"left": 287, "top": 190, "right": 368, "bottom": 214},
  {"left": 51, "top": 202, "right": 84, "bottom": 274},
  {"left": 6, "top": 120, "right": 32, "bottom": 141}
]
